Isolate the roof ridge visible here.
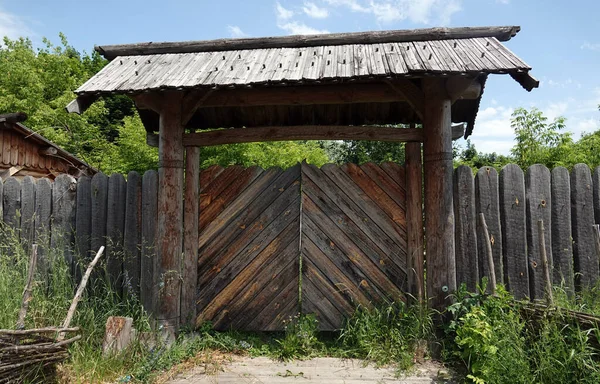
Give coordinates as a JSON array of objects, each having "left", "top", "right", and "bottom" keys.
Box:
[{"left": 96, "top": 26, "right": 520, "bottom": 60}]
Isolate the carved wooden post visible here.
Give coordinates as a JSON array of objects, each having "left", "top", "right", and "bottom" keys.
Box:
[
  {"left": 405, "top": 141, "right": 424, "bottom": 303},
  {"left": 157, "top": 94, "right": 184, "bottom": 339},
  {"left": 422, "top": 78, "right": 456, "bottom": 311},
  {"left": 181, "top": 146, "right": 199, "bottom": 328}
]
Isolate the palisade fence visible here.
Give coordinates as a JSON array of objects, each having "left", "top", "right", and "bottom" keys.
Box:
[
  {"left": 454, "top": 163, "right": 600, "bottom": 300},
  {"left": 2, "top": 162, "right": 600, "bottom": 317},
  {"left": 0, "top": 171, "right": 159, "bottom": 315}
]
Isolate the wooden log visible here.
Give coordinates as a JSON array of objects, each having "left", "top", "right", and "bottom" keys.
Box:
[
  {"left": 3, "top": 177, "right": 21, "bottom": 236},
  {"left": 551, "top": 167, "right": 574, "bottom": 295},
  {"left": 91, "top": 173, "right": 108, "bottom": 263},
  {"left": 75, "top": 175, "right": 92, "bottom": 261},
  {"left": 157, "top": 95, "right": 185, "bottom": 337},
  {"left": 571, "top": 164, "right": 598, "bottom": 290},
  {"left": 183, "top": 126, "right": 424, "bottom": 147},
  {"left": 34, "top": 178, "right": 52, "bottom": 275},
  {"left": 525, "top": 164, "right": 552, "bottom": 300},
  {"left": 499, "top": 164, "right": 529, "bottom": 299},
  {"left": 20, "top": 176, "right": 35, "bottom": 253},
  {"left": 15, "top": 244, "right": 37, "bottom": 329},
  {"left": 538, "top": 220, "right": 553, "bottom": 305},
  {"left": 102, "top": 316, "right": 135, "bottom": 355},
  {"left": 106, "top": 174, "right": 126, "bottom": 295},
  {"left": 97, "top": 26, "right": 521, "bottom": 59},
  {"left": 475, "top": 166, "right": 503, "bottom": 286},
  {"left": 141, "top": 170, "right": 158, "bottom": 316},
  {"left": 422, "top": 78, "right": 455, "bottom": 311},
  {"left": 59, "top": 246, "right": 104, "bottom": 341},
  {"left": 478, "top": 213, "right": 496, "bottom": 294},
  {"left": 181, "top": 147, "right": 199, "bottom": 328},
  {"left": 405, "top": 142, "right": 424, "bottom": 303},
  {"left": 124, "top": 171, "right": 142, "bottom": 298},
  {"left": 453, "top": 165, "right": 478, "bottom": 291},
  {"left": 51, "top": 175, "right": 77, "bottom": 273}
]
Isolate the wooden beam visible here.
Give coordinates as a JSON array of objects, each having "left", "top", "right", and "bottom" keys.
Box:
[
  {"left": 183, "top": 126, "right": 424, "bottom": 146},
  {"left": 385, "top": 80, "right": 425, "bottom": 121},
  {"left": 134, "top": 93, "right": 164, "bottom": 113},
  {"left": 422, "top": 78, "right": 456, "bottom": 312},
  {"left": 405, "top": 141, "right": 424, "bottom": 303},
  {"left": 181, "top": 89, "right": 214, "bottom": 126},
  {"left": 198, "top": 83, "right": 409, "bottom": 108},
  {"left": 96, "top": 26, "right": 521, "bottom": 60},
  {"left": 446, "top": 76, "right": 482, "bottom": 103},
  {"left": 156, "top": 94, "right": 184, "bottom": 341},
  {"left": 181, "top": 146, "right": 199, "bottom": 328}
]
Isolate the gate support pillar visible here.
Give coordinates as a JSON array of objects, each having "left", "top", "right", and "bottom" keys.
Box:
[
  {"left": 405, "top": 141, "right": 424, "bottom": 304},
  {"left": 157, "top": 94, "right": 184, "bottom": 340},
  {"left": 182, "top": 146, "right": 200, "bottom": 328},
  {"left": 422, "top": 78, "right": 456, "bottom": 312}
]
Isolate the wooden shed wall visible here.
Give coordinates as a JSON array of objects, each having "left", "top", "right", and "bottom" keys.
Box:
[{"left": 0, "top": 129, "right": 70, "bottom": 176}]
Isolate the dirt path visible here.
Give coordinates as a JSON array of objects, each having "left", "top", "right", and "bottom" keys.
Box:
[{"left": 165, "top": 356, "right": 455, "bottom": 383}]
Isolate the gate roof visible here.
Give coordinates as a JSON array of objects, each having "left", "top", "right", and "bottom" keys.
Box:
[{"left": 68, "top": 26, "right": 538, "bottom": 137}]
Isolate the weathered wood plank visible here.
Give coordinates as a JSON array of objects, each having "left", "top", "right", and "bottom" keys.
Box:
[
  {"left": 499, "top": 164, "right": 529, "bottom": 299},
  {"left": 3, "top": 177, "right": 21, "bottom": 239},
  {"left": 475, "top": 166, "right": 503, "bottom": 286},
  {"left": 124, "top": 171, "right": 142, "bottom": 298},
  {"left": 182, "top": 148, "right": 199, "bottom": 328},
  {"left": 571, "top": 164, "right": 598, "bottom": 290},
  {"left": 453, "top": 165, "right": 478, "bottom": 291},
  {"left": 34, "top": 178, "right": 52, "bottom": 273},
  {"left": 91, "top": 173, "right": 109, "bottom": 255},
  {"left": 405, "top": 142, "right": 424, "bottom": 302},
  {"left": 525, "top": 164, "right": 552, "bottom": 300},
  {"left": 551, "top": 167, "right": 574, "bottom": 295},
  {"left": 51, "top": 174, "right": 77, "bottom": 273},
  {"left": 360, "top": 162, "right": 406, "bottom": 208},
  {"left": 594, "top": 167, "right": 600, "bottom": 226},
  {"left": 20, "top": 176, "right": 36, "bottom": 253},
  {"left": 75, "top": 176, "right": 92, "bottom": 261},
  {"left": 141, "top": 170, "right": 158, "bottom": 316},
  {"left": 106, "top": 173, "right": 127, "bottom": 295}
]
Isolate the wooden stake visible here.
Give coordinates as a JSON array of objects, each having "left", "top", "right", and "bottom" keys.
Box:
[
  {"left": 478, "top": 213, "right": 497, "bottom": 295},
  {"left": 538, "top": 220, "right": 553, "bottom": 306},
  {"left": 58, "top": 246, "right": 105, "bottom": 341},
  {"left": 594, "top": 224, "right": 600, "bottom": 266},
  {"left": 16, "top": 244, "right": 38, "bottom": 330}
]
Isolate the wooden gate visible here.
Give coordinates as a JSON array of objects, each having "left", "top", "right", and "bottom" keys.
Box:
[{"left": 196, "top": 162, "right": 407, "bottom": 331}]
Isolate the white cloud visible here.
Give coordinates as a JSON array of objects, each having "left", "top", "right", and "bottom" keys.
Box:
[
  {"left": 323, "top": 0, "right": 462, "bottom": 25},
  {"left": 545, "top": 78, "right": 582, "bottom": 90},
  {"left": 496, "top": 0, "right": 510, "bottom": 4},
  {"left": 0, "top": 8, "right": 31, "bottom": 40},
  {"left": 303, "top": 2, "right": 329, "bottom": 18},
  {"left": 278, "top": 21, "right": 330, "bottom": 35},
  {"left": 581, "top": 42, "right": 600, "bottom": 51},
  {"left": 276, "top": 2, "right": 295, "bottom": 20},
  {"left": 227, "top": 25, "right": 248, "bottom": 38}
]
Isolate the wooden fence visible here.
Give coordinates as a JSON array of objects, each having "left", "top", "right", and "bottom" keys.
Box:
[{"left": 454, "top": 163, "right": 600, "bottom": 299}]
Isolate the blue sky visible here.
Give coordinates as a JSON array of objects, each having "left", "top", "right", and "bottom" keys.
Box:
[{"left": 1, "top": 0, "right": 599, "bottom": 154}]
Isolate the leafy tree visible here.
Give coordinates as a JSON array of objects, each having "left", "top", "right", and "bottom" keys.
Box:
[
  {"left": 455, "top": 140, "right": 511, "bottom": 170},
  {"left": 327, "top": 140, "right": 405, "bottom": 165}
]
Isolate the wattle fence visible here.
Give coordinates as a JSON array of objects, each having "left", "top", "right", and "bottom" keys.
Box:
[{"left": 454, "top": 163, "right": 600, "bottom": 299}]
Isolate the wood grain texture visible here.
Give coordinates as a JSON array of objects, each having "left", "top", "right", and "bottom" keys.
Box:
[
  {"left": 405, "top": 143, "right": 424, "bottom": 302},
  {"left": 3, "top": 177, "right": 21, "bottom": 236},
  {"left": 551, "top": 167, "right": 574, "bottom": 295},
  {"left": 475, "top": 167, "right": 503, "bottom": 287},
  {"left": 51, "top": 174, "right": 77, "bottom": 273},
  {"left": 124, "top": 171, "right": 142, "bottom": 298},
  {"left": 499, "top": 164, "right": 529, "bottom": 299},
  {"left": 106, "top": 174, "right": 127, "bottom": 296},
  {"left": 571, "top": 164, "right": 598, "bottom": 290},
  {"left": 75, "top": 176, "right": 92, "bottom": 262},
  {"left": 594, "top": 167, "right": 600, "bottom": 229},
  {"left": 181, "top": 148, "right": 199, "bottom": 328},
  {"left": 91, "top": 173, "right": 108, "bottom": 255},
  {"left": 34, "top": 178, "right": 52, "bottom": 274},
  {"left": 141, "top": 170, "right": 158, "bottom": 316},
  {"left": 453, "top": 165, "right": 478, "bottom": 291},
  {"left": 525, "top": 165, "right": 552, "bottom": 300},
  {"left": 20, "top": 176, "right": 35, "bottom": 253}
]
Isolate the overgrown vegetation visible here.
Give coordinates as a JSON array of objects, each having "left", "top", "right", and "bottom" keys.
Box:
[{"left": 444, "top": 279, "right": 600, "bottom": 384}]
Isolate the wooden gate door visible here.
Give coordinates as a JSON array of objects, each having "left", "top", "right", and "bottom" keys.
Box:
[
  {"left": 196, "top": 164, "right": 301, "bottom": 331},
  {"left": 300, "top": 162, "right": 408, "bottom": 330}
]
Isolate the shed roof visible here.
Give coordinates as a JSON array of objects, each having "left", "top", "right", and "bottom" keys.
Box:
[{"left": 69, "top": 26, "right": 538, "bottom": 137}]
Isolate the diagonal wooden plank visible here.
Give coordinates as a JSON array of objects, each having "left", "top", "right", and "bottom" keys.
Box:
[
  {"left": 303, "top": 163, "right": 405, "bottom": 263},
  {"left": 360, "top": 163, "right": 406, "bottom": 209},
  {"left": 199, "top": 166, "right": 264, "bottom": 232},
  {"left": 380, "top": 162, "right": 406, "bottom": 190},
  {"left": 198, "top": 219, "right": 299, "bottom": 325},
  {"left": 197, "top": 195, "right": 300, "bottom": 308},
  {"left": 199, "top": 165, "right": 244, "bottom": 212},
  {"left": 302, "top": 173, "right": 407, "bottom": 285},
  {"left": 246, "top": 279, "right": 299, "bottom": 331},
  {"left": 321, "top": 164, "right": 406, "bottom": 250},
  {"left": 342, "top": 163, "right": 406, "bottom": 230}
]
